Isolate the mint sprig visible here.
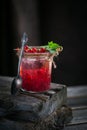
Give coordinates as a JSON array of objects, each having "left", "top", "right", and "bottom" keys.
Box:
[{"left": 43, "top": 41, "right": 63, "bottom": 54}]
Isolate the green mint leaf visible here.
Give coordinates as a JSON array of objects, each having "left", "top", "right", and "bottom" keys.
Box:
[
  {"left": 48, "top": 41, "right": 61, "bottom": 49},
  {"left": 42, "top": 41, "right": 63, "bottom": 54}
]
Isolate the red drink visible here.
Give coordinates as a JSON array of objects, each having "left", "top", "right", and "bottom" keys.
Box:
[
  {"left": 20, "top": 51, "right": 52, "bottom": 92},
  {"left": 15, "top": 41, "right": 63, "bottom": 92}
]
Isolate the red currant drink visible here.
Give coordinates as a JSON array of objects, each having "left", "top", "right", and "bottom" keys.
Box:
[{"left": 20, "top": 49, "right": 52, "bottom": 92}]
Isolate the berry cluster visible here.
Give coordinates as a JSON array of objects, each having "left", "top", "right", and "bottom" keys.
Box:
[{"left": 24, "top": 45, "right": 47, "bottom": 53}]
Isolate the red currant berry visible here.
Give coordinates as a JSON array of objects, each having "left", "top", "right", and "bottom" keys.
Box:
[
  {"left": 28, "top": 49, "right": 34, "bottom": 53},
  {"left": 24, "top": 45, "right": 29, "bottom": 52},
  {"left": 32, "top": 47, "right": 37, "bottom": 52},
  {"left": 39, "top": 48, "right": 46, "bottom": 52},
  {"left": 24, "top": 45, "right": 29, "bottom": 50}
]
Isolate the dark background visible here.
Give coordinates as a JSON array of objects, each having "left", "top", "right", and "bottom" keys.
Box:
[{"left": 0, "top": 0, "right": 87, "bottom": 86}]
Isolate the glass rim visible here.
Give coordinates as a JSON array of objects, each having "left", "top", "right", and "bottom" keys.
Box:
[
  {"left": 14, "top": 45, "right": 62, "bottom": 58},
  {"left": 16, "top": 50, "right": 51, "bottom": 57}
]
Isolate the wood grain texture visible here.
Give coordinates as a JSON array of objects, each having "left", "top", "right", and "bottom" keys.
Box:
[{"left": 0, "top": 76, "right": 72, "bottom": 130}]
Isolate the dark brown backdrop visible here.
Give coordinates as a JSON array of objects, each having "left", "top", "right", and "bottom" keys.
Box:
[{"left": 0, "top": 0, "right": 87, "bottom": 86}]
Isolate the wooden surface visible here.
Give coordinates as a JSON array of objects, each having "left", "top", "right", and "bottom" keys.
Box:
[
  {"left": 0, "top": 76, "right": 87, "bottom": 130},
  {"left": 0, "top": 76, "right": 67, "bottom": 120},
  {"left": 0, "top": 76, "right": 72, "bottom": 130},
  {"left": 67, "top": 85, "right": 87, "bottom": 126}
]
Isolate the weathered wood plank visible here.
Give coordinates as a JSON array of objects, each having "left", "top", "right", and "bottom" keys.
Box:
[
  {"left": 0, "top": 76, "right": 87, "bottom": 130},
  {"left": 67, "top": 106, "right": 87, "bottom": 125},
  {"left": 0, "top": 76, "right": 72, "bottom": 130},
  {"left": 0, "top": 105, "right": 72, "bottom": 130},
  {"left": 0, "top": 83, "right": 67, "bottom": 121},
  {"left": 67, "top": 85, "right": 87, "bottom": 98},
  {"left": 67, "top": 85, "right": 87, "bottom": 107}
]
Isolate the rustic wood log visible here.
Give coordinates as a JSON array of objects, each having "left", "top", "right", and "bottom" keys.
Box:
[
  {"left": 0, "top": 76, "right": 72, "bottom": 130},
  {"left": 0, "top": 105, "right": 72, "bottom": 130}
]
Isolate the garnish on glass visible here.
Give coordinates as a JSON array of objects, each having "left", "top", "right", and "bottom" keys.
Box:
[
  {"left": 15, "top": 41, "right": 63, "bottom": 68},
  {"left": 42, "top": 41, "right": 63, "bottom": 68},
  {"left": 42, "top": 41, "right": 63, "bottom": 53},
  {"left": 15, "top": 41, "right": 63, "bottom": 54}
]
